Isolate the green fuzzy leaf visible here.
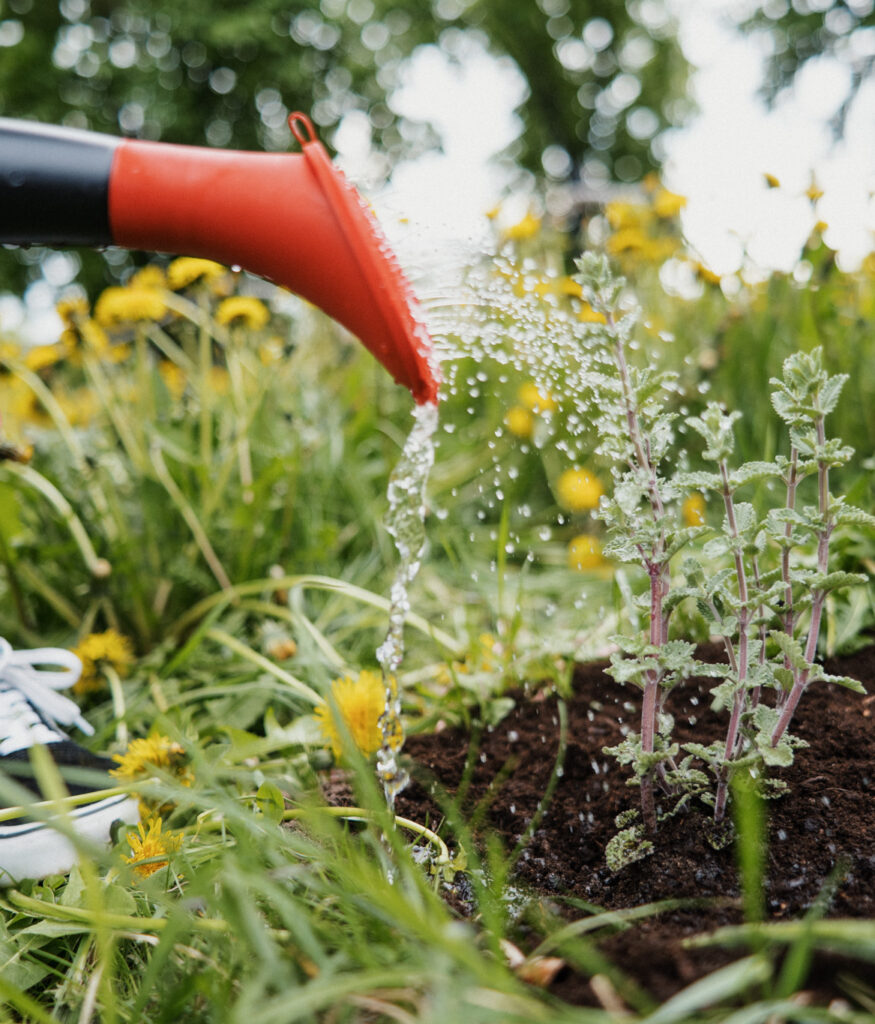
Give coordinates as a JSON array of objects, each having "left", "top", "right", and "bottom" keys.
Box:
[
  {"left": 833, "top": 504, "right": 875, "bottom": 527},
  {"left": 818, "top": 373, "right": 848, "bottom": 415},
  {"left": 729, "top": 462, "right": 784, "bottom": 488},
  {"left": 806, "top": 571, "right": 867, "bottom": 593},
  {"left": 674, "top": 470, "right": 721, "bottom": 491},
  {"left": 768, "top": 630, "right": 810, "bottom": 672},
  {"left": 821, "top": 673, "right": 867, "bottom": 694}
]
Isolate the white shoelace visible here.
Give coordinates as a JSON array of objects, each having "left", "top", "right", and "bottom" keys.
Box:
[{"left": 0, "top": 637, "right": 94, "bottom": 757}]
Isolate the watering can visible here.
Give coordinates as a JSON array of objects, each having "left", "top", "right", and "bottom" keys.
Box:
[{"left": 0, "top": 112, "right": 439, "bottom": 406}]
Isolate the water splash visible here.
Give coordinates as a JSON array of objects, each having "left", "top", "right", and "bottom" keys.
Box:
[{"left": 375, "top": 399, "right": 438, "bottom": 810}]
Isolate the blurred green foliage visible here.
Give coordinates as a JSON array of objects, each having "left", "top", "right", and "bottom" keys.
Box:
[
  {"left": 741, "top": 1, "right": 875, "bottom": 136},
  {"left": 0, "top": 0, "right": 688, "bottom": 291}
]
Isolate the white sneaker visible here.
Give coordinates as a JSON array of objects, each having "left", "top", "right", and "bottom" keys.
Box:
[{"left": 0, "top": 636, "right": 139, "bottom": 884}]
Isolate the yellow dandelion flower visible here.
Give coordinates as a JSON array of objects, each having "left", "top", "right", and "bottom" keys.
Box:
[
  {"left": 518, "top": 381, "right": 557, "bottom": 413},
  {"left": 209, "top": 367, "right": 230, "bottom": 395},
  {"left": 258, "top": 337, "right": 284, "bottom": 365},
  {"left": 24, "top": 343, "right": 64, "bottom": 372},
  {"left": 158, "top": 361, "right": 186, "bottom": 401},
  {"left": 215, "top": 296, "right": 270, "bottom": 330},
  {"left": 556, "top": 468, "right": 604, "bottom": 513},
  {"left": 129, "top": 265, "right": 167, "bottom": 290},
  {"left": 94, "top": 285, "right": 167, "bottom": 326},
  {"left": 606, "top": 226, "right": 649, "bottom": 255},
  {"left": 57, "top": 387, "right": 99, "bottom": 428},
  {"left": 0, "top": 340, "right": 21, "bottom": 367},
  {"left": 71, "top": 630, "right": 134, "bottom": 695},
  {"left": 502, "top": 211, "right": 541, "bottom": 242},
  {"left": 504, "top": 405, "right": 534, "bottom": 439},
  {"left": 111, "top": 734, "right": 188, "bottom": 781},
  {"left": 56, "top": 296, "right": 89, "bottom": 326},
  {"left": 315, "top": 669, "right": 395, "bottom": 761},
  {"left": 605, "top": 201, "right": 650, "bottom": 231},
  {"left": 691, "top": 261, "right": 722, "bottom": 285},
  {"left": 577, "top": 301, "right": 607, "bottom": 324},
  {"left": 124, "top": 817, "right": 182, "bottom": 879},
  {"left": 59, "top": 319, "right": 110, "bottom": 362},
  {"left": 166, "top": 257, "right": 227, "bottom": 291},
  {"left": 682, "top": 492, "right": 706, "bottom": 526},
  {"left": 568, "top": 533, "right": 603, "bottom": 570},
  {"left": 652, "top": 188, "right": 686, "bottom": 219},
  {"left": 764, "top": 172, "right": 781, "bottom": 189}
]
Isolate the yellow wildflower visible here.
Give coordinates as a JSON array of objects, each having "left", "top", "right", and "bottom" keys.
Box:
[
  {"left": 57, "top": 387, "right": 98, "bottom": 427},
  {"left": 691, "top": 261, "right": 722, "bottom": 286},
  {"left": 568, "top": 534, "right": 603, "bottom": 570},
  {"left": 124, "top": 817, "right": 182, "bottom": 879},
  {"left": 71, "top": 630, "right": 134, "bottom": 695},
  {"left": 258, "top": 337, "right": 284, "bottom": 365},
  {"left": 502, "top": 211, "right": 542, "bottom": 242},
  {"left": 577, "top": 301, "right": 607, "bottom": 324},
  {"left": 764, "top": 172, "right": 781, "bottom": 189},
  {"left": 437, "top": 633, "right": 500, "bottom": 686},
  {"left": 315, "top": 669, "right": 395, "bottom": 761},
  {"left": 805, "top": 180, "right": 824, "bottom": 203},
  {"left": 682, "top": 492, "right": 706, "bottom": 526},
  {"left": 0, "top": 340, "right": 21, "bottom": 367},
  {"left": 518, "top": 381, "right": 556, "bottom": 413},
  {"left": 504, "top": 405, "right": 534, "bottom": 439},
  {"left": 94, "top": 285, "right": 166, "bottom": 326},
  {"left": 556, "top": 468, "right": 604, "bottom": 513},
  {"left": 56, "top": 296, "right": 89, "bottom": 326},
  {"left": 606, "top": 226, "right": 649, "bottom": 255},
  {"left": 129, "top": 265, "right": 167, "bottom": 290},
  {"left": 158, "top": 361, "right": 186, "bottom": 401},
  {"left": 24, "top": 344, "right": 64, "bottom": 372},
  {"left": 209, "top": 367, "right": 230, "bottom": 395},
  {"left": 605, "top": 201, "right": 650, "bottom": 231},
  {"left": 111, "top": 734, "right": 188, "bottom": 781},
  {"left": 60, "top": 318, "right": 110, "bottom": 362},
  {"left": 652, "top": 188, "right": 686, "bottom": 219},
  {"left": 166, "top": 257, "right": 226, "bottom": 290},
  {"left": 215, "top": 296, "right": 270, "bottom": 330}
]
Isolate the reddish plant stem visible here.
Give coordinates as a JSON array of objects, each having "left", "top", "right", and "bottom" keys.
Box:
[
  {"left": 772, "top": 418, "right": 830, "bottom": 747},
  {"left": 714, "top": 461, "right": 750, "bottom": 823},
  {"left": 777, "top": 447, "right": 800, "bottom": 707},
  {"left": 609, "top": 315, "right": 665, "bottom": 833}
]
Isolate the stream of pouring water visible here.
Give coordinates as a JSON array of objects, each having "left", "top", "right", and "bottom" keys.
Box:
[{"left": 375, "top": 399, "right": 438, "bottom": 811}]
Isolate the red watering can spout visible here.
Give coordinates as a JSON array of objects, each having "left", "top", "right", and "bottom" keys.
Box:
[{"left": 0, "top": 113, "right": 441, "bottom": 406}]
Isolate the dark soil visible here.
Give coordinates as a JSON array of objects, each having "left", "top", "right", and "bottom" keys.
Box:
[{"left": 390, "top": 643, "right": 875, "bottom": 1008}]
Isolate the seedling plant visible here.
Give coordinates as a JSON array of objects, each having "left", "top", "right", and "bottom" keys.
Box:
[{"left": 575, "top": 253, "right": 873, "bottom": 865}]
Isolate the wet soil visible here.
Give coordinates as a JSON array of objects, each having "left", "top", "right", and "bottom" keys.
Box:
[{"left": 391, "top": 643, "right": 875, "bottom": 1008}]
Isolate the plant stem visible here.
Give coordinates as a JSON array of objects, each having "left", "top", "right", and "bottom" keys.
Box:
[
  {"left": 0, "top": 462, "right": 111, "bottom": 578},
  {"left": 771, "top": 417, "right": 830, "bottom": 747},
  {"left": 149, "top": 440, "right": 232, "bottom": 591},
  {"left": 607, "top": 312, "right": 667, "bottom": 832},
  {"left": 714, "top": 461, "right": 750, "bottom": 823}
]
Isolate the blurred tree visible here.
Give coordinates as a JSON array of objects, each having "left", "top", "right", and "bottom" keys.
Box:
[
  {"left": 741, "top": 2, "right": 875, "bottom": 136},
  {"left": 0, "top": 0, "right": 689, "bottom": 292}
]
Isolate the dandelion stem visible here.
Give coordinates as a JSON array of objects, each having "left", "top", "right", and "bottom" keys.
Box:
[
  {"left": 0, "top": 462, "right": 110, "bottom": 578},
  {"left": 173, "top": 574, "right": 465, "bottom": 657},
  {"left": 205, "top": 626, "right": 321, "bottom": 705},
  {"left": 149, "top": 440, "right": 232, "bottom": 591}
]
